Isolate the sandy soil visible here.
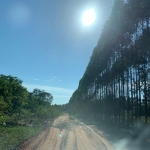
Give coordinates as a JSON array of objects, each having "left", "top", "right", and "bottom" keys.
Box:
[{"left": 19, "top": 114, "right": 114, "bottom": 150}]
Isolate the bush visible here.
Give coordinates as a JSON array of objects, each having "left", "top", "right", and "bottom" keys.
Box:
[{"left": 0, "top": 114, "right": 6, "bottom": 127}]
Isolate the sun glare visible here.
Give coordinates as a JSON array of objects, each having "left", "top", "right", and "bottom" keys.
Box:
[{"left": 82, "top": 9, "right": 96, "bottom": 26}]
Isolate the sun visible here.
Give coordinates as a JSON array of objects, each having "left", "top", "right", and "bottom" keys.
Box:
[{"left": 82, "top": 9, "right": 96, "bottom": 26}]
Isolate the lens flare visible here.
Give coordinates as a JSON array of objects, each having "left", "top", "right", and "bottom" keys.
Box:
[{"left": 82, "top": 8, "right": 96, "bottom": 26}]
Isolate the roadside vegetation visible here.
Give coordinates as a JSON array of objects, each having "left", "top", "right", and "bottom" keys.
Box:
[
  {"left": 0, "top": 74, "right": 64, "bottom": 149},
  {"left": 0, "top": 126, "right": 41, "bottom": 150}
]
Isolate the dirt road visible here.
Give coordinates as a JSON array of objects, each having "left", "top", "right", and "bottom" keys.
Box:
[{"left": 20, "top": 114, "right": 114, "bottom": 150}]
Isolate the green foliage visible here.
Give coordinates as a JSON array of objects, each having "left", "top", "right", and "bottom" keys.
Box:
[
  {"left": 33, "top": 88, "right": 53, "bottom": 104},
  {"left": 0, "top": 114, "right": 6, "bottom": 126},
  {"left": 0, "top": 74, "right": 64, "bottom": 149},
  {"left": 0, "top": 96, "right": 7, "bottom": 113},
  {"left": 0, "top": 75, "right": 28, "bottom": 114},
  {"left": 0, "top": 126, "right": 41, "bottom": 150},
  {"left": 0, "top": 74, "right": 63, "bottom": 124}
]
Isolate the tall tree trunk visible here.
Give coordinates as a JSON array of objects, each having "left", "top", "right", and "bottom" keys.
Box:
[
  {"left": 122, "top": 74, "right": 125, "bottom": 126},
  {"left": 130, "top": 67, "right": 133, "bottom": 127},
  {"left": 118, "top": 75, "right": 121, "bottom": 125},
  {"left": 144, "top": 66, "right": 148, "bottom": 124},
  {"left": 127, "top": 69, "right": 130, "bottom": 127},
  {"left": 138, "top": 67, "right": 142, "bottom": 122},
  {"left": 136, "top": 67, "right": 139, "bottom": 124}
]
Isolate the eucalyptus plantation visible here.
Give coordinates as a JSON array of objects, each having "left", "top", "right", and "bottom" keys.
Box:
[{"left": 68, "top": 0, "right": 150, "bottom": 128}]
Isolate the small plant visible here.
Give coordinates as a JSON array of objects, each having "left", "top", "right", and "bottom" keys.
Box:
[{"left": 0, "top": 114, "right": 6, "bottom": 127}]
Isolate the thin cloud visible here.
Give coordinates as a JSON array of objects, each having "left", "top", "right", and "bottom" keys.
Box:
[
  {"left": 23, "top": 83, "right": 74, "bottom": 104},
  {"left": 34, "top": 78, "right": 39, "bottom": 81},
  {"left": 44, "top": 79, "right": 54, "bottom": 82},
  {"left": 23, "top": 83, "right": 74, "bottom": 95},
  {"left": 26, "top": 78, "right": 39, "bottom": 81},
  {"left": 54, "top": 95, "right": 71, "bottom": 98}
]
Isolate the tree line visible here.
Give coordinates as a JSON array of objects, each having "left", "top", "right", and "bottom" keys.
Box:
[
  {"left": 0, "top": 74, "right": 63, "bottom": 126},
  {"left": 67, "top": 0, "right": 150, "bottom": 128}
]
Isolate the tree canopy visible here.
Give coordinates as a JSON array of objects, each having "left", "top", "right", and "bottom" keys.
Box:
[{"left": 0, "top": 74, "right": 63, "bottom": 126}]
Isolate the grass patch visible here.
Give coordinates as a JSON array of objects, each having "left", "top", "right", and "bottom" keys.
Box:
[{"left": 0, "top": 126, "right": 42, "bottom": 150}]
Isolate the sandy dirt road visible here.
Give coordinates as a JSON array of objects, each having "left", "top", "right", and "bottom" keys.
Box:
[{"left": 20, "top": 114, "right": 114, "bottom": 150}]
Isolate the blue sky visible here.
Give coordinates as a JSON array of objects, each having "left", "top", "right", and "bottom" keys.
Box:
[{"left": 0, "top": 0, "right": 114, "bottom": 104}]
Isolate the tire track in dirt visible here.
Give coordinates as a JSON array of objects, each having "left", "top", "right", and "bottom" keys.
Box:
[
  {"left": 84, "top": 125, "right": 114, "bottom": 150},
  {"left": 50, "top": 128, "right": 59, "bottom": 150},
  {"left": 75, "top": 129, "right": 88, "bottom": 150},
  {"left": 19, "top": 128, "right": 50, "bottom": 150},
  {"left": 76, "top": 126, "right": 105, "bottom": 150},
  {"left": 63, "top": 130, "right": 78, "bottom": 150},
  {"left": 37, "top": 127, "right": 62, "bottom": 150},
  {"left": 20, "top": 114, "right": 114, "bottom": 150},
  {"left": 59, "top": 130, "right": 68, "bottom": 150}
]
